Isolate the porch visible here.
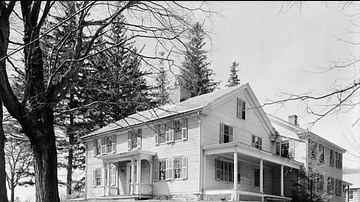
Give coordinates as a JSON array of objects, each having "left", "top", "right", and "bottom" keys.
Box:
[
  {"left": 202, "top": 141, "right": 303, "bottom": 202},
  {"left": 96, "top": 150, "right": 156, "bottom": 199}
]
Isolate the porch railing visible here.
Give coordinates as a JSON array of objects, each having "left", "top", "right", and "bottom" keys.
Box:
[{"left": 131, "top": 183, "right": 152, "bottom": 195}]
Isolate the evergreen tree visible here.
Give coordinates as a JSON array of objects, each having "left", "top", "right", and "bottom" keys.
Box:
[
  {"left": 180, "top": 22, "right": 219, "bottom": 97},
  {"left": 153, "top": 52, "right": 170, "bottom": 106},
  {"left": 226, "top": 61, "right": 241, "bottom": 87}
]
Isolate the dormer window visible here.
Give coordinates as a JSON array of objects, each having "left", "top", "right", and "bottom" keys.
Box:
[{"left": 237, "top": 98, "right": 246, "bottom": 120}]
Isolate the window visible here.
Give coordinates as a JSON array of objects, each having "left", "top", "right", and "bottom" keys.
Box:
[
  {"left": 128, "top": 129, "right": 142, "bottom": 150},
  {"left": 173, "top": 118, "right": 188, "bottom": 141},
  {"left": 254, "top": 168, "right": 265, "bottom": 187},
  {"left": 318, "top": 144, "right": 324, "bottom": 164},
  {"left": 106, "top": 136, "right": 113, "bottom": 153},
  {"left": 315, "top": 174, "right": 324, "bottom": 191},
  {"left": 276, "top": 141, "right": 289, "bottom": 158},
  {"left": 335, "top": 152, "right": 342, "bottom": 169},
  {"left": 159, "top": 159, "right": 166, "bottom": 181},
  {"left": 93, "top": 168, "right": 102, "bottom": 186},
  {"left": 215, "top": 158, "right": 240, "bottom": 183},
  {"left": 349, "top": 190, "right": 353, "bottom": 199},
  {"left": 93, "top": 135, "right": 116, "bottom": 156},
  {"left": 252, "top": 135, "right": 262, "bottom": 150},
  {"left": 327, "top": 176, "right": 334, "bottom": 195},
  {"left": 155, "top": 118, "right": 188, "bottom": 145},
  {"left": 93, "top": 138, "right": 102, "bottom": 156},
  {"left": 335, "top": 178, "right": 342, "bottom": 196},
  {"left": 237, "top": 98, "right": 246, "bottom": 120},
  {"left": 153, "top": 156, "right": 188, "bottom": 181},
  {"left": 219, "top": 123, "right": 233, "bottom": 144},
  {"left": 330, "top": 150, "right": 334, "bottom": 167}
]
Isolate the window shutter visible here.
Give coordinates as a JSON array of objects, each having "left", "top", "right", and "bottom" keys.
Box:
[
  {"left": 237, "top": 162, "right": 241, "bottom": 183},
  {"left": 166, "top": 158, "right": 173, "bottom": 180},
  {"left": 93, "top": 139, "right": 98, "bottom": 156},
  {"left": 229, "top": 126, "right": 233, "bottom": 142},
  {"left": 182, "top": 156, "right": 188, "bottom": 179},
  {"left": 128, "top": 139, "right": 132, "bottom": 151},
  {"left": 251, "top": 135, "right": 255, "bottom": 147},
  {"left": 153, "top": 159, "right": 158, "bottom": 182},
  {"left": 165, "top": 131, "right": 170, "bottom": 143},
  {"left": 276, "top": 142, "right": 280, "bottom": 155},
  {"left": 101, "top": 137, "right": 106, "bottom": 154},
  {"left": 93, "top": 170, "right": 97, "bottom": 187},
  {"left": 101, "top": 167, "right": 105, "bottom": 186},
  {"left": 237, "top": 98, "right": 240, "bottom": 118},
  {"left": 170, "top": 130, "right": 174, "bottom": 143},
  {"left": 259, "top": 138, "right": 262, "bottom": 150},
  {"left": 112, "top": 134, "right": 116, "bottom": 153},
  {"left": 182, "top": 118, "right": 188, "bottom": 141},
  {"left": 111, "top": 166, "right": 116, "bottom": 186},
  {"left": 105, "top": 136, "right": 108, "bottom": 153},
  {"left": 137, "top": 137, "right": 142, "bottom": 149},
  {"left": 242, "top": 100, "right": 246, "bottom": 120},
  {"left": 215, "top": 158, "right": 221, "bottom": 181},
  {"left": 219, "top": 123, "right": 224, "bottom": 143},
  {"left": 155, "top": 134, "right": 159, "bottom": 146},
  {"left": 289, "top": 139, "right": 295, "bottom": 158}
]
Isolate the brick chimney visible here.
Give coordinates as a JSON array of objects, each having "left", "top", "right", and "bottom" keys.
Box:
[
  {"left": 168, "top": 77, "right": 191, "bottom": 104},
  {"left": 288, "top": 115, "right": 299, "bottom": 126}
]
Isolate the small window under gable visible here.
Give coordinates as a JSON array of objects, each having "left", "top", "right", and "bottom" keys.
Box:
[
  {"left": 237, "top": 98, "right": 246, "bottom": 120},
  {"left": 252, "top": 135, "right": 262, "bottom": 150},
  {"left": 219, "top": 123, "right": 233, "bottom": 143}
]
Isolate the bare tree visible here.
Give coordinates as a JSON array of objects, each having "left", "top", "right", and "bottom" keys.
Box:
[
  {"left": 0, "top": 1, "right": 216, "bottom": 201},
  {"left": 264, "top": 2, "right": 360, "bottom": 160}
]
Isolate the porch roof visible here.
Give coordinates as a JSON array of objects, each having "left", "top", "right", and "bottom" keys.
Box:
[
  {"left": 96, "top": 149, "right": 156, "bottom": 162},
  {"left": 202, "top": 141, "right": 302, "bottom": 169}
]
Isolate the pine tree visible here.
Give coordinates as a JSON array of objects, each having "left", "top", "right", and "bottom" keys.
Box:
[
  {"left": 226, "top": 61, "right": 241, "bottom": 87},
  {"left": 180, "top": 22, "right": 219, "bottom": 97},
  {"left": 153, "top": 52, "right": 170, "bottom": 106}
]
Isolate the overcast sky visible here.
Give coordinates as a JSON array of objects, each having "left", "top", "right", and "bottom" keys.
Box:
[{"left": 200, "top": 1, "right": 359, "bottom": 169}]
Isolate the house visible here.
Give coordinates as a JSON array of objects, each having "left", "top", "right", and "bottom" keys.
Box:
[
  {"left": 268, "top": 114, "right": 347, "bottom": 202},
  {"left": 343, "top": 173, "right": 360, "bottom": 202},
  {"left": 80, "top": 83, "right": 304, "bottom": 202}
]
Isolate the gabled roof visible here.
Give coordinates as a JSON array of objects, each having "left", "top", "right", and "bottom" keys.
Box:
[
  {"left": 82, "top": 84, "right": 251, "bottom": 139},
  {"left": 343, "top": 173, "right": 360, "bottom": 188},
  {"left": 268, "top": 113, "right": 346, "bottom": 153}
]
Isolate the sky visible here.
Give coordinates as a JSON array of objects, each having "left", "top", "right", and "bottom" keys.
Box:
[
  {"left": 199, "top": 1, "right": 360, "bottom": 168},
  {"left": 11, "top": 1, "right": 360, "bottom": 201}
]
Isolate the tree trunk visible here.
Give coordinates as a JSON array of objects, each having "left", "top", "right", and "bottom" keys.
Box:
[
  {"left": 0, "top": 100, "right": 8, "bottom": 202},
  {"left": 24, "top": 108, "right": 60, "bottom": 202},
  {"left": 11, "top": 181, "right": 14, "bottom": 202},
  {"left": 67, "top": 92, "right": 74, "bottom": 199}
]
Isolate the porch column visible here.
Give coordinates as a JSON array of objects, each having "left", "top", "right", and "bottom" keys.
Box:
[
  {"left": 234, "top": 152, "right": 238, "bottom": 189},
  {"left": 137, "top": 157, "right": 142, "bottom": 194},
  {"left": 131, "top": 158, "right": 135, "bottom": 194},
  {"left": 260, "top": 159, "right": 263, "bottom": 193},
  {"left": 149, "top": 160, "right": 153, "bottom": 184},
  {"left": 232, "top": 152, "right": 239, "bottom": 201},
  {"left": 107, "top": 163, "right": 111, "bottom": 195},
  {"left": 203, "top": 154, "right": 207, "bottom": 191},
  {"left": 280, "top": 164, "right": 284, "bottom": 196}
]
